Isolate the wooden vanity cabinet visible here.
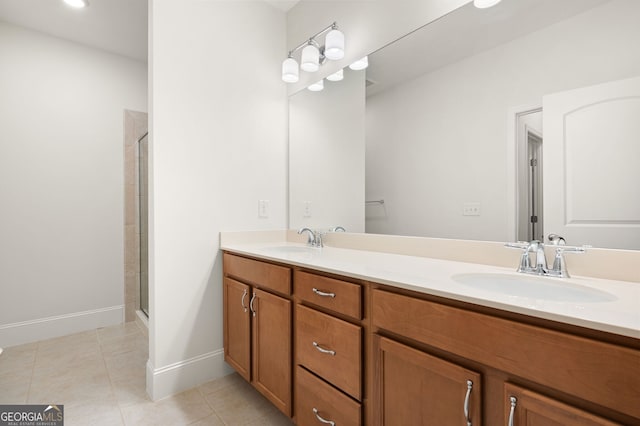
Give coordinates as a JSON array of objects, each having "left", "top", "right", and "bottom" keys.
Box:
[
  {"left": 371, "top": 287, "right": 640, "bottom": 425},
  {"left": 294, "top": 269, "right": 365, "bottom": 426},
  {"left": 223, "top": 253, "right": 292, "bottom": 416}
]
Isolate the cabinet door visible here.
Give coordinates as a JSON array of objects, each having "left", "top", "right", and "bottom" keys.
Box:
[
  {"left": 504, "top": 383, "right": 619, "bottom": 426},
  {"left": 252, "top": 288, "right": 292, "bottom": 416},
  {"left": 375, "top": 335, "right": 481, "bottom": 426},
  {"left": 223, "top": 278, "right": 251, "bottom": 381}
]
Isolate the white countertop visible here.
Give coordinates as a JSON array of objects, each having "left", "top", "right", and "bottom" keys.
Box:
[{"left": 221, "top": 241, "right": 640, "bottom": 339}]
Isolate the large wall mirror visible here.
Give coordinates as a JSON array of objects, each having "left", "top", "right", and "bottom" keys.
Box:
[{"left": 288, "top": 0, "right": 640, "bottom": 250}]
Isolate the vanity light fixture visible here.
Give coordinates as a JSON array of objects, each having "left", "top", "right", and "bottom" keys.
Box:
[
  {"left": 308, "top": 79, "right": 324, "bottom": 92},
  {"left": 281, "top": 22, "right": 344, "bottom": 83},
  {"left": 63, "top": 0, "right": 89, "bottom": 8},
  {"left": 473, "top": 0, "right": 502, "bottom": 8},
  {"left": 349, "top": 56, "right": 368, "bottom": 71},
  {"left": 326, "top": 69, "right": 344, "bottom": 82}
]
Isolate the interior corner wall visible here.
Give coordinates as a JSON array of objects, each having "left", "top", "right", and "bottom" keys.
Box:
[
  {"left": 148, "top": 0, "right": 287, "bottom": 400},
  {"left": 0, "top": 22, "right": 148, "bottom": 347},
  {"left": 285, "top": 0, "right": 470, "bottom": 93}
]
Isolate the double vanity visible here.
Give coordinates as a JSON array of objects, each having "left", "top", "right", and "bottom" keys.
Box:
[{"left": 221, "top": 232, "right": 639, "bottom": 426}]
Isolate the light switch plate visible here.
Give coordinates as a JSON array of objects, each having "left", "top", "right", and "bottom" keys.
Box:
[
  {"left": 258, "top": 200, "right": 269, "bottom": 218},
  {"left": 303, "top": 201, "right": 312, "bottom": 218}
]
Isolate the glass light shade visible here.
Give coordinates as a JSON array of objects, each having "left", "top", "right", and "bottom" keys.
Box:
[
  {"left": 349, "top": 56, "right": 368, "bottom": 71},
  {"left": 301, "top": 45, "right": 320, "bottom": 72},
  {"left": 326, "top": 69, "right": 344, "bottom": 82},
  {"left": 282, "top": 57, "right": 299, "bottom": 83},
  {"left": 308, "top": 79, "right": 324, "bottom": 92},
  {"left": 324, "top": 29, "right": 345, "bottom": 60},
  {"left": 473, "top": 0, "right": 502, "bottom": 8},
  {"left": 64, "top": 0, "right": 89, "bottom": 8}
]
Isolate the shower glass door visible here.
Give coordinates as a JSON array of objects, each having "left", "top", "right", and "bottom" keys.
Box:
[{"left": 138, "top": 134, "right": 149, "bottom": 316}]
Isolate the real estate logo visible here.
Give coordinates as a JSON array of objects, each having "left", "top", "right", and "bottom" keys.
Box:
[{"left": 0, "top": 404, "right": 64, "bottom": 426}]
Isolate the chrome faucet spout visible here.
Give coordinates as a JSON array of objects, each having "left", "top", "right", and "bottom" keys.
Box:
[
  {"left": 526, "top": 240, "right": 548, "bottom": 274},
  {"left": 298, "top": 227, "right": 315, "bottom": 245}
]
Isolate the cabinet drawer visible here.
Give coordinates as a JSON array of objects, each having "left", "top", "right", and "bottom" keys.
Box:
[
  {"left": 295, "top": 270, "right": 362, "bottom": 320},
  {"left": 296, "top": 304, "right": 362, "bottom": 400},
  {"left": 296, "top": 366, "right": 361, "bottom": 426},
  {"left": 223, "top": 253, "right": 291, "bottom": 295},
  {"left": 372, "top": 289, "right": 640, "bottom": 419}
]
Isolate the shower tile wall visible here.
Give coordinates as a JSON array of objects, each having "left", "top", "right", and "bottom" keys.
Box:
[{"left": 124, "top": 110, "right": 148, "bottom": 322}]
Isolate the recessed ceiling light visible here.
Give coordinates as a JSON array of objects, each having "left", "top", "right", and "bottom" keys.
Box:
[
  {"left": 473, "top": 0, "right": 502, "bottom": 8},
  {"left": 63, "top": 0, "right": 89, "bottom": 9}
]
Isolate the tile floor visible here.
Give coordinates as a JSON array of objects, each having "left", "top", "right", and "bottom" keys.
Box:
[{"left": 0, "top": 322, "right": 293, "bottom": 426}]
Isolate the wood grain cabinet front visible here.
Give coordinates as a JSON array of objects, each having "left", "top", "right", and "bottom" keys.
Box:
[
  {"left": 295, "top": 270, "right": 362, "bottom": 320},
  {"left": 295, "top": 366, "right": 362, "bottom": 426},
  {"left": 374, "top": 335, "right": 482, "bottom": 426},
  {"left": 222, "top": 253, "right": 292, "bottom": 417},
  {"left": 296, "top": 304, "right": 362, "bottom": 400},
  {"left": 504, "top": 383, "right": 619, "bottom": 426}
]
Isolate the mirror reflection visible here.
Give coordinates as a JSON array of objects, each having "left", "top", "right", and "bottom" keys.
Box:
[{"left": 289, "top": 0, "right": 640, "bottom": 250}]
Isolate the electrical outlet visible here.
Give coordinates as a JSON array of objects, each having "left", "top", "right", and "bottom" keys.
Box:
[
  {"left": 303, "top": 201, "right": 312, "bottom": 218},
  {"left": 258, "top": 200, "right": 269, "bottom": 218},
  {"left": 463, "top": 202, "right": 481, "bottom": 216}
]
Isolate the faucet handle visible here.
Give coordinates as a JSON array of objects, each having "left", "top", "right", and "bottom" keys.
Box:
[
  {"left": 551, "top": 245, "right": 587, "bottom": 278},
  {"left": 504, "top": 242, "right": 532, "bottom": 272},
  {"left": 504, "top": 242, "right": 529, "bottom": 250}
]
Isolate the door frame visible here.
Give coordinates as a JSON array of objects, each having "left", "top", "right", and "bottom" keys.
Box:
[{"left": 506, "top": 103, "right": 542, "bottom": 243}]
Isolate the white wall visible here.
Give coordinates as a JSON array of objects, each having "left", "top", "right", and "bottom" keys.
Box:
[
  {"left": 286, "top": 0, "right": 469, "bottom": 94},
  {"left": 148, "top": 0, "right": 287, "bottom": 399},
  {"left": 0, "top": 23, "right": 147, "bottom": 347},
  {"left": 289, "top": 69, "right": 365, "bottom": 232},
  {"left": 365, "top": 0, "right": 640, "bottom": 240}
]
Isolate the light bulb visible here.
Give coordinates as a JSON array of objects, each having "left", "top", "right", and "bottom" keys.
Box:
[
  {"left": 349, "top": 56, "right": 368, "bottom": 71},
  {"left": 326, "top": 69, "right": 344, "bottom": 82},
  {"left": 473, "top": 0, "right": 502, "bottom": 8},
  {"left": 63, "top": 0, "right": 89, "bottom": 8},
  {"left": 324, "top": 29, "right": 345, "bottom": 61},
  {"left": 282, "top": 57, "right": 299, "bottom": 83},
  {"left": 308, "top": 79, "right": 324, "bottom": 92},
  {"left": 301, "top": 44, "right": 320, "bottom": 72}
]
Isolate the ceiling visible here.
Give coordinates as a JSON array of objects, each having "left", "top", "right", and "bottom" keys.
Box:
[
  {"left": 0, "top": 0, "right": 147, "bottom": 61},
  {"left": 264, "top": 0, "right": 300, "bottom": 12},
  {"left": 366, "top": 0, "right": 609, "bottom": 96}
]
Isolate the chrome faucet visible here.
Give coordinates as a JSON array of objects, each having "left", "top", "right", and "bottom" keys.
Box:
[
  {"left": 298, "top": 227, "right": 323, "bottom": 248},
  {"left": 505, "top": 238, "right": 586, "bottom": 278}
]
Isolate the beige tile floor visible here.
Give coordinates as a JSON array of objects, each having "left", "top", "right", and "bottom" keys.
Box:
[{"left": 0, "top": 322, "right": 293, "bottom": 426}]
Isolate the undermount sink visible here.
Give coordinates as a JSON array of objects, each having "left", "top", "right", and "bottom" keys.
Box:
[
  {"left": 451, "top": 273, "right": 617, "bottom": 303},
  {"left": 262, "top": 245, "right": 319, "bottom": 255}
]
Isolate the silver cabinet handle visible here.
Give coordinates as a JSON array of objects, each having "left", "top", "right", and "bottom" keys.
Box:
[
  {"left": 241, "top": 289, "right": 248, "bottom": 312},
  {"left": 249, "top": 292, "right": 256, "bottom": 317},
  {"left": 312, "top": 288, "right": 335, "bottom": 298},
  {"left": 464, "top": 380, "right": 473, "bottom": 426},
  {"left": 312, "top": 408, "right": 335, "bottom": 426},
  {"left": 508, "top": 396, "right": 517, "bottom": 426},
  {"left": 312, "top": 341, "right": 336, "bottom": 356}
]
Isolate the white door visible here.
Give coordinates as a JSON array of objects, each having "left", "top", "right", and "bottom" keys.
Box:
[{"left": 543, "top": 76, "right": 640, "bottom": 250}]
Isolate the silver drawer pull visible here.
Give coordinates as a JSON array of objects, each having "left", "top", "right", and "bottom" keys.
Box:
[
  {"left": 241, "top": 289, "right": 248, "bottom": 312},
  {"left": 312, "top": 408, "right": 335, "bottom": 426},
  {"left": 508, "top": 396, "right": 517, "bottom": 426},
  {"left": 312, "top": 288, "right": 336, "bottom": 298},
  {"left": 464, "top": 380, "right": 473, "bottom": 426},
  {"left": 312, "top": 341, "right": 336, "bottom": 356}
]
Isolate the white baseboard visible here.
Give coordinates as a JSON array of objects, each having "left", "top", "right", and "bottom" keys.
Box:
[
  {"left": 0, "top": 305, "right": 124, "bottom": 348},
  {"left": 146, "top": 349, "right": 233, "bottom": 401}
]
